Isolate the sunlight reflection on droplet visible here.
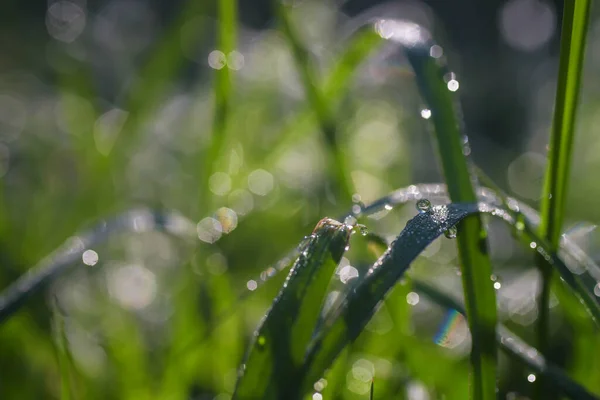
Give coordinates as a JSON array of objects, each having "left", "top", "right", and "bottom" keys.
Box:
[
  {"left": 527, "top": 373, "right": 536, "bottom": 383},
  {"left": 197, "top": 217, "right": 223, "bottom": 243},
  {"left": 228, "top": 189, "right": 254, "bottom": 216},
  {"left": 312, "top": 394, "right": 323, "bottom": 400},
  {"left": 107, "top": 264, "right": 157, "bottom": 310},
  {"left": 215, "top": 207, "right": 238, "bottom": 234},
  {"left": 447, "top": 79, "right": 459, "bottom": 92},
  {"left": 494, "top": 281, "right": 502, "bottom": 290},
  {"left": 406, "top": 381, "right": 429, "bottom": 400},
  {"left": 406, "top": 292, "right": 420, "bottom": 306},
  {"left": 500, "top": 0, "right": 555, "bottom": 52},
  {"left": 46, "top": 1, "right": 86, "bottom": 43},
  {"left": 314, "top": 378, "right": 328, "bottom": 392},
  {"left": 227, "top": 50, "right": 245, "bottom": 70},
  {"left": 82, "top": 249, "right": 99, "bottom": 266},
  {"left": 429, "top": 44, "right": 443, "bottom": 58},
  {"left": 339, "top": 265, "right": 359, "bottom": 284},
  {"left": 209, "top": 172, "right": 232, "bottom": 196},
  {"left": 420, "top": 108, "right": 431, "bottom": 119},
  {"left": 248, "top": 169, "right": 274, "bottom": 196},
  {"left": 208, "top": 50, "right": 227, "bottom": 70},
  {"left": 246, "top": 280, "right": 258, "bottom": 291}
]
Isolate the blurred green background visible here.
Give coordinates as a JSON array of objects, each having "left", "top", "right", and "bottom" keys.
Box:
[{"left": 1, "top": 0, "right": 600, "bottom": 398}]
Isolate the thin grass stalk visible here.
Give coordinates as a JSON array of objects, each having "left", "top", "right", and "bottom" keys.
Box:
[
  {"left": 276, "top": 4, "right": 354, "bottom": 205},
  {"left": 537, "top": 1, "right": 591, "bottom": 395}
]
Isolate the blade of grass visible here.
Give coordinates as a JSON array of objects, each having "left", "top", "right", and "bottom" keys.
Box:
[
  {"left": 199, "top": 0, "right": 238, "bottom": 211},
  {"left": 276, "top": 4, "right": 353, "bottom": 205},
  {"left": 263, "top": 26, "right": 384, "bottom": 170},
  {"left": 375, "top": 20, "right": 497, "bottom": 399},
  {"left": 234, "top": 218, "right": 351, "bottom": 399},
  {"left": 0, "top": 209, "right": 196, "bottom": 323},
  {"left": 300, "top": 200, "right": 600, "bottom": 396},
  {"left": 537, "top": 1, "right": 592, "bottom": 394},
  {"left": 51, "top": 298, "right": 74, "bottom": 400}
]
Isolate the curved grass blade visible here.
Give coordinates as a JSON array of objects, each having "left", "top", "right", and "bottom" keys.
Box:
[
  {"left": 234, "top": 218, "right": 351, "bottom": 399},
  {"left": 299, "top": 201, "right": 600, "bottom": 396},
  {"left": 373, "top": 20, "right": 497, "bottom": 399},
  {"left": 413, "top": 280, "right": 599, "bottom": 400},
  {"left": 300, "top": 203, "right": 479, "bottom": 394},
  {"left": 0, "top": 209, "right": 196, "bottom": 323},
  {"left": 537, "top": 2, "right": 592, "bottom": 393}
]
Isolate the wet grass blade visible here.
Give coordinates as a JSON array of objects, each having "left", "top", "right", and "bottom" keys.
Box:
[
  {"left": 299, "top": 201, "right": 600, "bottom": 396},
  {"left": 413, "top": 280, "right": 599, "bottom": 400},
  {"left": 234, "top": 218, "right": 351, "bottom": 399},
  {"left": 276, "top": 4, "right": 353, "bottom": 204},
  {"left": 300, "top": 202, "right": 479, "bottom": 394},
  {"left": 0, "top": 209, "right": 196, "bottom": 323},
  {"left": 537, "top": 0, "right": 592, "bottom": 389},
  {"left": 375, "top": 20, "right": 497, "bottom": 399}
]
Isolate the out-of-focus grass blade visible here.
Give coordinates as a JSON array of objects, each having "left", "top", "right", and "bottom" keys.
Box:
[
  {"left": 51, "top": 299, "right": 74, "bottom": 400},
  {"left": 414, "top": 279, "right": 599, "bottom": 400},
  {"left": 110, "top": 2, "right": 208, "bottom": 159},
  {"left": 0, "top": 209, "right": 196, "bottom": 323},
  {"left": 234, "top": 218, "right": 351, "bottom": 399},
  {"left": 537, "top": 1, "right": 592, "bottom": 391},
  {"left": 276, "top": 4, "right": 353, "bottom": 204},
  {"left": 199, "top": 0, "right": 238, "bottom": 210},
  {"left": 263, "top": 27, "right": 383, "bottom": 169},
  {"left": 374, "top": 20, "right": 497, "bottom": 399}
]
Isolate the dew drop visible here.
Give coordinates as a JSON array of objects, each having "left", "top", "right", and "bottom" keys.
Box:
[
  {"left": 530, "top": 242, "right": 537, "bottom": 249},
  {"left": 493, "top": 281, "right": 502, "bottom": 290},
  {"left": 420, "top": 108, "right": 432, "bottom": 119},
  {"left": 594, "top": 283, "right": 600, "bottom": 297},
  {"left": 384, "top": 204, "right": 393, "bottom": 211},
  {"left": 416, "top": 199, "right": 432, "bottom": 213},
  {"left": 444, "top": 225, "right": 457, "bottom": 239},
  {"left": 344, "top": 215, "right": 358, "bottom": 226},
  {"left": 354, "top": 224, "right": 368, "bottom": 236},
  {"left": 298, "top": 235, "right": 312, "bottom": 253}
]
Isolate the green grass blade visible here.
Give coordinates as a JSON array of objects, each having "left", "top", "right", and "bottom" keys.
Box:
[
  {"left": 51, "top": 299, "right": 74, "bottom": 400},
  {"left": 263, "top": 27, "right": 384, "bottom": 170},
  {"left": 199, "top": 0, "right": 238, "bottom": 210},
  {"left": 276, "top": 4, "right": 353, "bottom": 204},
  {"left": 537, "top": 1, "right": 592, "bottom": 393},
  {"left": 375, "top": 20, "right": 497, "bottom": 399},
  {"left": 413, "top": 280, "right": 599, "bottom": 400},
  {"left": 234, "top": 218, "right": 351, "bottom": 399},
  {"left": 300, "top": 202, "right": 480, "bottom": 394},
  {"left": 539, "top": 0, "right": 592, "bottom": 248},
  {"left": 0, "top": 209, "right": 196, "bottom": 323}
]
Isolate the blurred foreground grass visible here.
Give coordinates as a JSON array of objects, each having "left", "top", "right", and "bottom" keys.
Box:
[{"left": 2, "top": 1, "right": 600, "bottom": 399}]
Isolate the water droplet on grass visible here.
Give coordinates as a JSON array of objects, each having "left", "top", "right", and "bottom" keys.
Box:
[
  {"left": 444, "top": 226, "right": 457, "bottom": 239},
  {"left": 344, "top": 215, "right": 358, "bottom": 226},
  {"left": 384, "top": 204, "right": 393, "bottom": 211},
  {"left": 354, "top": 224, "right": 368, "bottom": 236},
  {"left": 416, "top": 199, "right": 432, "bottom": 213}
]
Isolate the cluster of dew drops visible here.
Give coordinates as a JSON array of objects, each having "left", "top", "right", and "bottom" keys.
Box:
[{"left": 415, "top": 198, "right": 457, "bottom": 239}]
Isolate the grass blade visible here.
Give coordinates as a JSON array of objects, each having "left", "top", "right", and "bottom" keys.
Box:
[
  {"left": 234, "top": 218, "right": 351, "bottom": 399},
  {"left": 413, "top": 279, "right": 599, "bottom": 400},
  {"left": 199, "top": 0, "right": 238, "bottom": 210},
  {"left": 300, "top": 202, "right": 480, "bottom": 394},
  {"left": 374, "top": 20, "right": 497, "bottom": 399},
  {"left": 276, "top": 4, "right": 353, "bottom": 204},
  {"left": 0, "top": 209, "right": 196, "bottom": 323},
  {"left": 537, "top": 1, "right": 592, "bottom": 392}
]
